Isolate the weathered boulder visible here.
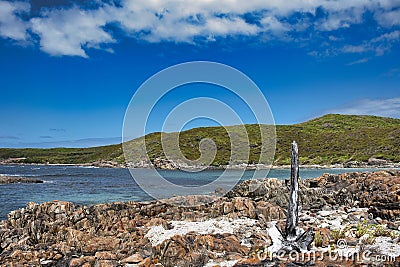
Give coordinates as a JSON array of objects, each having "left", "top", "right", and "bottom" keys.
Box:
[
  {"left": 368, "top": 157, "right": 389, "bottom": 166},
  {"left": 227, "top": 177, "right": 326, "bottom": 211},
  {"left": 308, "top": 170, "right": 400, "bottom": 220}
]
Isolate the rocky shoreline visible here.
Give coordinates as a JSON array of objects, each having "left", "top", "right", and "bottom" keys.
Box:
[
  {"left": 124, "top": 156, "right": 400, "bottom": 170},
  {"left": 2, "top": 158, "right": 400, "bottom": 170},
  {"left": 0, "top": 175, "right": 43, "bottom": 184},
  {"left": 1, "top": 170, "right": 400, "bottom": 266}
]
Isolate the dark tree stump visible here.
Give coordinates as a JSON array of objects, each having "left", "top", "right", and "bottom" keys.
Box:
[
  {"left": 269, "top": 141, "right": 315, "bottom": 254},
  {"left": 285, "top": 141, "right": 300, "bottom": 240}
]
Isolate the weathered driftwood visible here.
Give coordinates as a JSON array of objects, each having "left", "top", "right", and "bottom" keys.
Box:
[
  {"left": 295, "top": 228, "right": 315, "bottom": 250},
  {"left": 285, "top": 141, "right": 300, "bottom": 240},
  {"left": 285, "top": 141, "right": 314, "bottom": 251},
  {"left": 272, "top": 141, "right": 315, "bottom": 253}
]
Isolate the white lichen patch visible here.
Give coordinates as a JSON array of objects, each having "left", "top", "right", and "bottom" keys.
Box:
[
  {"left": 373, "top": 236, "right": 400, "bottom": 258},
  {"left": 203, "top": 259, "right": 238, "bottom": 267},
  {"left": 266, "top": 221, "right": 283, "bottom": 253},
  {"left": 145, "top": 217, "right": 258, "bottom": 246}
]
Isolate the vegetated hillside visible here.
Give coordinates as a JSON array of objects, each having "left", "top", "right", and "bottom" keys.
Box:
[
  {"left": 0, "top": 144, "right": 123, "bottom": 164},
  {"left": 275, "top": 114, "right": 400, "bottom": 165},
  {"left": 122, "top": 123, "right": 276, "bottom": 167},
  {"left": 1, "top": 114, "right": 399, "bottom": 166}
]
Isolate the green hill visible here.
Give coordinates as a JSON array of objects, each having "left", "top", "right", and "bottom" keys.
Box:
[
  {"left": 1, "top": 114, "right": 399, "bottom": 166},
  {"left": 0, "top": 145, "right": 123, "bottom": 165},
  {"left": 276, "top": 114, "right": 400, "bottom": 165}
]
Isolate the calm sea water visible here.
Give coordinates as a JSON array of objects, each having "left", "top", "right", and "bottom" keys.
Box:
[{"left": 0, "top": 165, "right": 394, "bottom": 220}]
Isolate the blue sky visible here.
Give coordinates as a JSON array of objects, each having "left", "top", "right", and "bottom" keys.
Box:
[{"left": 0, "top": 0, "right": 399, "bottom": 148}]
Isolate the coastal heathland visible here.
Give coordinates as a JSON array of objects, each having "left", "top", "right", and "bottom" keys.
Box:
[{"left": 1, "top": 114, "right": 399, "bottom": 166}]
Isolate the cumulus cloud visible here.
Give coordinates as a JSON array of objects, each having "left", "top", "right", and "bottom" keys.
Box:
[
  {"left": 316, "top": 6, "right": 365, "bottom": 31},
  {"left": 31, "top": 7, "right": 115, "bottom": 57},
  {"left": 0, "top": 1, "right": 30, "bottom": 40},
  {"left": 260, "top": 15, "right": 290, "bottom": 35},
  {"left": 0, "top": 0, "right": 399, "bottom": 57},
  {"left": 327, "top": 98, "right": 400, "bottom": 118},
  {"left": 375, "top": 8, "right": 400, "bottom": 27}
]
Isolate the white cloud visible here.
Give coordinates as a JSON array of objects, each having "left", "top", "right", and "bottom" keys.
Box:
[
  {"left": 0, "top": 0, "right": 400, "bottom": 57},
  {"left": 375, "top": 8, "right": 400, "bottom": 27},
  {"left": 341, "top": 30, "right": 400, "bottom": 56},
  {"left": 327, "top": 98, "right": 400, "bottom": 118},
  {"left": 108, "top": 2, "right": 264, "bottom": 42},
  {"left": 31, "top": 7, "right": 115, "bottom": 57},
  {"left": 260, "top": 15, "right": 290, "bottom": 35},
  {"left": 373, "top": 30, "right": 400, "bottom": 42},
  {"left": 328, "top": 35, "right": 340, "bottom": 41},
  {"left": 0, "top": 1, "right": 29, "bottom": 41},
  {"left": 347, "top": 57, "right": 370, "bottom": 65},
  {"left": 316, "top": 6, "right": 365, "bottom": 31},
  {"left": 342, "top": 44, "right": 368, "bottom": 53}
]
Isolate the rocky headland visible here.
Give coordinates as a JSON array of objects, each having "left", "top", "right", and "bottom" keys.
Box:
[
  {"left": 3, "top": 156, "right": 400, "bottom": 170},
  {"left": 120, "top": 157, "right": 400, "bottom": 170},
  {"left": 0, "top": 175, "right": 43, "bottom": 184},
  {"left": 1, "top": 170, "right": 400, "bottom": 266}
]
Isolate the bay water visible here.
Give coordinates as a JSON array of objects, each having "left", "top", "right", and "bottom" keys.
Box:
[{"left": 0, "top": 165, "right": 393, "bottom": 220}]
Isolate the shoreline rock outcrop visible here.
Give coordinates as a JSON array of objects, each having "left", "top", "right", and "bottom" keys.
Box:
[
  {"left": 0, "top": 175, "right": 43, "bottom": 184},
  {"left": 0, "top": 170, "right": 400, "bottom": 266},
  {"left": 3, "top": 159, "right": 400, "bottom": 170}
]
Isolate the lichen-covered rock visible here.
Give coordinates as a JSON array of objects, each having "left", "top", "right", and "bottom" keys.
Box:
[
  {"left": 230, "top": 170, "right": 400, "bottom": 221},
  {"left": 227, "top": 177, "right": 326, "bottom": 211},
  {"left": 0, "top": 196, "right": 283, "bottom": 266},
  {"left": 309, "top": 170, "right": 400, "bottom": 220}
]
